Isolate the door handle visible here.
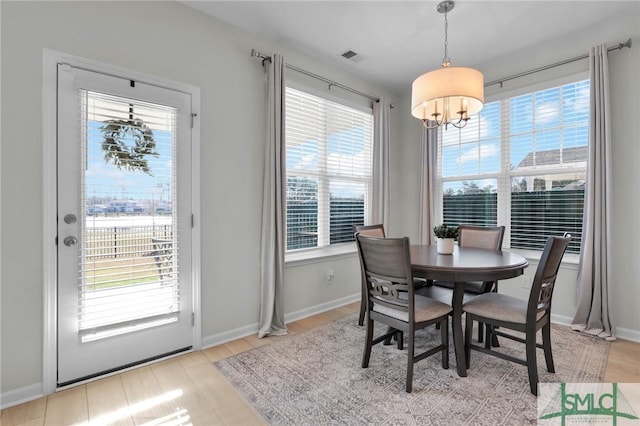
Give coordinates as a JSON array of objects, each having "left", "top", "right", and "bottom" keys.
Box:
[{"left": 64, "top": 236, "right": 78, "bottom": 247}]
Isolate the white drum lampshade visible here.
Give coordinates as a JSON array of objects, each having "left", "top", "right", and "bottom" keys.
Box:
[{"left": 411, "top": 66, "right": 484, "bottom": 123}]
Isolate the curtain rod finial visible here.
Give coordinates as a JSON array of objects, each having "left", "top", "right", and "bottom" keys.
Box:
[{"left": 620, "top": 38, "right": 632, "bottom": 50}]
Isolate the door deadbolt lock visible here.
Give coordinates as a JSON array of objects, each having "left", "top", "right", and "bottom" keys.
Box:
[
  {"left": 63, "top": 236, "right": 78, "bottom": 247},
  {"left": 64, "top": 214, "right": 77, "bottom": 224}
]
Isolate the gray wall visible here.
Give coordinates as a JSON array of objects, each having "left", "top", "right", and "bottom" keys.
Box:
[{"left": 2, "top": 0, "right": 639, "bottom": 404}]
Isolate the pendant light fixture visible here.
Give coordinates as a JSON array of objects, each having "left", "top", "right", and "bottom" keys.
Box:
[{"left": 411, "top": 1, "right": 484, "bottom": 128}]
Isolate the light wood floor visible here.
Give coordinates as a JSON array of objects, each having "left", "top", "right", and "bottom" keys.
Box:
[{"left": 2, "top": 302, "right": 638, "bottom": 426}]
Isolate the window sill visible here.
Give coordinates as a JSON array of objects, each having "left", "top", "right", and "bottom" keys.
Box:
[
  {"left": 507, "top": 248, "right": 580, "bottom": 269},
  {"left": 285, "top": 243, "right": 357, "bottom": 267},
  {"left": 282, "top": 244, "right": 580, "bottom": 269}
]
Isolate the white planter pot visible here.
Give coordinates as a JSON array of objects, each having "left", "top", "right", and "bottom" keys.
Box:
[{"left": 437, "top": 238, "right": 455, "bottom": 255}]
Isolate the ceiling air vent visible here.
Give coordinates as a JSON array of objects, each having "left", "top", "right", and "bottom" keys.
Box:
[
  {"left": 341, "top": 49, "right": 358, "bottom": 60},
  {"left": 339, "top": 49, "right": 365, "bottom": 64}
]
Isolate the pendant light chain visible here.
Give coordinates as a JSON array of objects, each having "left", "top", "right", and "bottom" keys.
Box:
[{"left": 442, "top": 8, "right": 450, "bottom": 67}]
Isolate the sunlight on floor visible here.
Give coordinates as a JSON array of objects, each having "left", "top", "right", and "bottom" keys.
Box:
[
  {"left": 78, "top": 389, "right": 187, "bottom": 426},
  {"left": 139, "top": 408, "right": 191, "bottom": 426}
]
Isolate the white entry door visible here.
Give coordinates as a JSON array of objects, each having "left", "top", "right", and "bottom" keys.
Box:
[{"left": 57, "top": 65, "right": 193, "bottom": 385}]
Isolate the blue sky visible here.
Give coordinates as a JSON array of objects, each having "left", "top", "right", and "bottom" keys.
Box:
[
  {"left": 85, "top": 121, "right": 173, "bottom": 202},
  {"left": 441, "top": 80, "right": 589, "bottom": 184},
  {"left": 286, "top": 122, "right": 371, "bottom": 198}
]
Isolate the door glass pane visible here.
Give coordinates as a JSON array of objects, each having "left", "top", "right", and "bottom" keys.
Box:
[{"left": 79, "top": 90, "right": 179, "bottom": 341}]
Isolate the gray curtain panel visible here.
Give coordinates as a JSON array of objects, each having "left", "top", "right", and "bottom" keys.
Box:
[
  {"left": 571, "top": 44, "right": 615, "bottom": 340},
  {"left": 418, "top": 127, "right": 438, "bottom": 245},
  {"left": 372, "top": 98, "right": 391, "bottom": 229},
  {"left": 258, "top": 54, "right": 287, "bottom": 338}
]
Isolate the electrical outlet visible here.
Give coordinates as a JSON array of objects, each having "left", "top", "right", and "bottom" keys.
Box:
[{"left": 326, "top": 270, "right": 335, "bottom": 284}]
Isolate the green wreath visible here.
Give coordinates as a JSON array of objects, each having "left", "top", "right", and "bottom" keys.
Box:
[{"left": 100, "top": 118, "right": 159, "bottom": 176}]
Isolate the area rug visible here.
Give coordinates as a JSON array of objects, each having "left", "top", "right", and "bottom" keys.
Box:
[{"left": 214, "top": 315, "right": 610, "bottom": 425}]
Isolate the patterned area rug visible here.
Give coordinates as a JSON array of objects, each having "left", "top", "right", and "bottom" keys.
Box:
[{"left": 215, "top": 315, "right": 610, "bottom": 425}]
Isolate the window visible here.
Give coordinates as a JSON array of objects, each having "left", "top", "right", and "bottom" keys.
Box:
[
  {"left": 438, "top": 79, "right": 589, "bottom": 253},
  {"left": 285, "top": 87, "right": 374, "bottom": 252}
]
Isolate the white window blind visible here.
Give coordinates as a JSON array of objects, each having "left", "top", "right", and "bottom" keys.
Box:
[
  {"left": 285, "top": 87, "right": 374, "bottom": 252},
  {"left": 79, "top": 90, "right": 180, "bottom": 340},
  {"left": 440, "top": 101, "right": 501, "bottom": 227},
  {"left": 439, "top": 79, "right": 588, "bottom": 253}
]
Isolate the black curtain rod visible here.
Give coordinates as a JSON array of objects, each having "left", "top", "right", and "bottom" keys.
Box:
[
  {"left": 252, "top": 38, "right": 631, "bottom": 103},
  {"left": 485, "top": 38, "right": 632, "bottom": 88},
  {"left": 251, "top": 49, "right": 381, "bottom": 104}
]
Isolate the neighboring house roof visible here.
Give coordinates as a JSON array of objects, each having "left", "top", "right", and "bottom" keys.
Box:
[
  {"left": 557, "top": 181, "right": 585, "bottom": 190},
  {"left": 516, "top": 146, "right": 588, "bottom": 168}
]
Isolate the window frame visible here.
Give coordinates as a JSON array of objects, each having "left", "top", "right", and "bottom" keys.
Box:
[
  {"left": 284, "top": 82, "right": 375, "bottom": 263},
  {"left": 436, "top": 72, "right": 589, "bottom": 261}
]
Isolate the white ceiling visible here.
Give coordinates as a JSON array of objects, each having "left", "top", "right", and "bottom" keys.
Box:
[{"left": 181, "top": 1, "right": 638, "bottom": 94}]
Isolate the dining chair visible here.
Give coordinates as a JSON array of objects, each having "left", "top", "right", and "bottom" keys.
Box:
[
  {"left": 463, "top": 234, "right": 571, "bottom": 395},
  {"left": 356, "top": 234, "right": 451, "bottom": 392},
  {"left": 354, "top": 224, "right": 428, "bottom": 326},
  {"left": 429, "top": 224, "right": 506, "bottom": 343}
]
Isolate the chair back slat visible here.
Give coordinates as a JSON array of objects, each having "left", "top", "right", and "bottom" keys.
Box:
[
  {"left": 457, "top": 225, "right": 506, "bottom": 295},
  {"left": 536, "top": 281, "right": 555, "bottom": 313},
  {"left": 458, "top": 225, "right": 505, "bottom": 250},
  {"left": 356, "top": 234, "right": 414, "bottom": 319},
  {"left": 353, "top": 224, "right": 386, "bottom": 326},
  {"left": 369, "top": 277, "right": 410, "bottom": 313},
  {"left": 528, "top": 235, "right": 571, "bottom": 320}
]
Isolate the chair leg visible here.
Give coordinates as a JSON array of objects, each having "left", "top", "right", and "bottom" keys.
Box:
[
  {"left": 361, "top": 317, "right": 374, "bottom": 368},
  {"left": 383, "top": 326, "right": 395, "bottom": 345},
  {"left": 464, "top": 314, "right": 473, "bottom": 368},
  {"left": 485, "top": 324, "right": 492, "bottom": 350},
  {"left": 397, "top": 330, "right": 404, "bottom": 350},
  {"left": 441, "top": 317, "right": 449, "bottom": 369},
  {"left": 526, "top": 329, "right": 539, "bottom": 396},
  {"left": 406, "top": 329, "right": 415, "bottom": 393},
  {"left": 491, "top": 284, "right": 501, "bottom": 347},
  {"left": 477, "top": 321, "right": 484, "bottom": 343},
  {"left": 491, "top": 332, "right": 501, "bottom": 348},
  {"left": 358, "top": 296, "right": 366, "bottom": 326},
  {"left": 542, "top": 323, "right": 555, "bottom": 373}
]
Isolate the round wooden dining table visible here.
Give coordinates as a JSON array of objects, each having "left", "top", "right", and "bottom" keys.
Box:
[{"left": 410, "top": 245, "right": 529, "bottom": 377}]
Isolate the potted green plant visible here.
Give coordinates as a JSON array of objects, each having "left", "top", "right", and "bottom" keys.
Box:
[{"left": 433, "top": 224, "right": 459, "bottom": 254}]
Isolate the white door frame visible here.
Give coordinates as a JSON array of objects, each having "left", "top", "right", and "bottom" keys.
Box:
[{"left": 42, "top": 49, "right": 201, "bottom": 394}]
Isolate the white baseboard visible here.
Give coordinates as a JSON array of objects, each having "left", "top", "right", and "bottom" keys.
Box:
[
  {"left": 0, "top": 383, "right": 44, "bottom": 410},
  {"left": 550, "top": 313, "right": 573, "bottom": 327},
  {"left": 201, "top": 322, "right": 259, "bottom": 349},
  {"left": 614, "top": 326, "right": 640, "bottom": 342},
  {"left": 551, "top": 313, "right": 640, "bottom": 342},
  {"left": 284, "top": 293, "right": 360, "bottom": 324},
  {"left": 202, "top": 293, "right": 360, "bottom": 349}
]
